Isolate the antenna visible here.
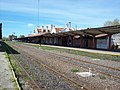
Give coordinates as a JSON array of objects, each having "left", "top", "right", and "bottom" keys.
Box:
[{"left": 38, "top": 0, "right": 40, "bottom": 26}]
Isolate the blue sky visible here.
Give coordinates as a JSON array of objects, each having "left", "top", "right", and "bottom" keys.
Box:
[{"left": 0, "top": 0, "right": 120, "bottom": 37}]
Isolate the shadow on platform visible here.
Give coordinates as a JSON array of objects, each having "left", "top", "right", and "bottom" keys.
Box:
[{"left": 0, "top": 41, "right": 20, "bottom": 54}]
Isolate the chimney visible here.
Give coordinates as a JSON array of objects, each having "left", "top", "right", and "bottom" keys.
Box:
[
  {"left": 46, "top": 26, "right": 48, "bottom": 32},
  {"left": 53, "top": 25, "right": 55, "bottom": 28},
  {"left": 37, "top": 26, "right": 40, "bottom": 33},
  {"left": 66, "top": 23, "right": 69, "bottom": 28},
  {"left": 42, "top": 26, "right": 44, "bottom": 29},
  {"left": 51, "top": 24, "right": 53, "bottom": 30},
  {"left": 41, "top": 26, "right": 44, "bottom": 32},
  {"left": 68, "top": 22, "right": 71, "bottom": 29},
  {"left": 51, "top": 24, "right": 56, "bottom": 33},
  {"left": 66, "top": 22, "right": 70, "bottom": 32}
]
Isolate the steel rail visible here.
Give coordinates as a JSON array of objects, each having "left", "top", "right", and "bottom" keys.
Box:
[
  {"left": 23, "top": 43, "right": 120, "bottom": 80},
  {"left": 25, "top": 43, "right": 120, "bottom": 72},
  {"left": 3, "top": 42, "right": 41, "bottom": 90},
  {"left": 41, "top": 51, "right": 120, "bottom": 80},
  {"left": 24, "top": 52, "right": 88, "bottom": 90},
  {"left": 9, "top": 42, "right": 88, "bottom": 90},
  {"left": 10, "top": 42, "right": 120, "bottom": 80},
  {"left": 8, "top": 42, "right": 120, "bottom": 89}
]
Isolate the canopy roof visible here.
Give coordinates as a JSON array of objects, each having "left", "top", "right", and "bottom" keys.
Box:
[
  {"left": 42, "top": 25, "right": 120, "bottom": 37},
  {"left": 15, "top": 25, "right": 120, "bottom": 40}
]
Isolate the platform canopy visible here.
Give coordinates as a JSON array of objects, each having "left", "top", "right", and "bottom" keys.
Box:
[
  {"left": 42, "top": 25, "right": 120, "bottom": 37},
  {"left": 78, "top": 25, "right": 120, "bottom": 36},
  {"left": 15, "top": 25, "right": 120, "bottom": 40}
]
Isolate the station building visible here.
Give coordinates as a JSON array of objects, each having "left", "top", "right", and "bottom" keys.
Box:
[
  {"left": 15, "top": 23, "right": 120, "bottom": 50},
  {"left": 9, "top": 34, "right": 17, "bottom": 41}
]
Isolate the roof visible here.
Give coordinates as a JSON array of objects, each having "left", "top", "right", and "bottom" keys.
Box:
[
  {"left": 15, "top": 32, "right": 48, "bottom": 40},
  {"left": 55, "top": 28, "right": 64, "bottom": 32},
  {"left": 27, "top": 32, "right": 48, "bottom": 37},
  {"left": 16, "top": 25, "right": 120, "bottom": 39},
  {"left": 82, "top": 25, "right": 120, "bottom": 35},
  {"left": 58, "top": 25, "right": 120, "bottom": 36}
]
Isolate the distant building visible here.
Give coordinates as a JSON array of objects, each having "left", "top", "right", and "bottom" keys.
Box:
[
  {"left": 61, "top": 22, "right": 74, "bottom": 32},
  {"left": 9, "top": 34, "right": 17, "bottom": 41},
  {"left": 28, "top": 24, "right": 65, "bottom": 37},
  {"left": 0, "top": 23, "right": 2, "bottom": 39},
  {"left": 29, "top": 22, "right": 74, "bottom": 36}
]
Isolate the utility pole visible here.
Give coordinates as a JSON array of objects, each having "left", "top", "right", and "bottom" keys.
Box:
[{"left": 38, "top": 0, "right": 40, "bottom": 27}]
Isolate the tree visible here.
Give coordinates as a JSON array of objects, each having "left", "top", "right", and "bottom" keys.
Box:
[
  {"left": 104, "top": 18, "right": 120, "bottom": 26},
  {"left": 2, "top": 37, "right": 9, "bottom": 41},
  {"left": 104, "top": 21, "right": 112, "bottom": 26},
  {"left": 19, "top": 35, "right": 25, "bottom": 38},
  {"left": 112, "top": 19, "right": 120, "bottom": 25}
]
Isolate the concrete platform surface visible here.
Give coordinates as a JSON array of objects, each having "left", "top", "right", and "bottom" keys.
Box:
[
  {"left": 0, "top": 52, "right": 17, "bottom": 90},
  {"left": 25, "top": 43, "right": 120, "bottom": 56},
  {"left": 42, "top": 45, "right": 120, "bottom": 56}
]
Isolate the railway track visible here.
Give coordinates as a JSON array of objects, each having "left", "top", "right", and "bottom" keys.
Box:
[
  {"left": 35, "top": 44, "right": 120, "bottom": 79},
  {"left": 27, "top": 53, "right": 88, "bottom": 90},
  {"left": 7, "top": 42, "right": 120, "bottom": 90},
  {"left": 2, "top": 42, "right": 42, "bottom": 90},
  {"left": 22, "top": 43, "right": 120, "bottom": 80},
  {"left": 25, "top": 43, "right": 120, "bottom": 71},
  {"left": 6, "top": 42, "right": 88, "bottom": 90},
  {"left": 41, "top": 51, "right": 120, "bottom": 80}
]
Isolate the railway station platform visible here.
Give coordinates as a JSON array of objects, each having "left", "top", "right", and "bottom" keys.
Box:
[
  {"left": 42, "top": 45, "right": 120, "bottom": 56},
  {"left": 25, "top": 42, "right": 120, "bottom": 56},
  {"left": 0, "top": 43, "right": 18, "bottom": 89}
]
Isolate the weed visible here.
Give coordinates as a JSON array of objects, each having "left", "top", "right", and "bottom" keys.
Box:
[
  {"left": 99, "top": 75, "right": 106, "bottom": 79},
  {"left": 71, "top": 68, "right": 80, "bottom": 72},
  {"left": 2, "top": 88, "right": 7, "bottom": 90},
  {"left": 39, "top": 46, "right": 120, "bottom": 61}
]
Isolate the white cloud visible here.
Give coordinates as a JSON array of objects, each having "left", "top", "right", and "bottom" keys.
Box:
[
  {"left": 3, "top": 20, "right": 17, "bottom": 23},
  {"left": 27, "top": 24, "right": 35, "bottom": 28},
  {"left": 1, "top": 0, "right": 120, "bottom": 29},
  {"left": 2, "top": 20, "right": 23, "bottom": 24}
]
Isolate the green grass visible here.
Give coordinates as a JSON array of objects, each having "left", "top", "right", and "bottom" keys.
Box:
[
  {"left": 39, "top": 46, "right": 120, "bottom": 61},
  {"left": 71, "top": 68, "right": 80, "bottom": 72},
  {"left": 99, "top": 75, "right": 106, "bottom": 79},
  {"left": 2, "top": 52, "right": 20, "bottom": 90},
  {"left": 2, "top": 42, "right": 31, "bottom": 90},
  {"left": 28, "top": 44, "right": 40, "bottom": 49},
  {"left": 4, "top": 54, "right": 22, "bottom": 89},
  {"left": 9, "top": 41, "right": 24, "bottom": 45},
  {"left": 2, "top": 88, "right": 7, "bottom": 90},
  {"left": 8, "top": 41, "right": 120, "bottom": 61},
  {"left": 3, "top": 53, "right": 9, "bottom": 58},
  {"left": 40, "top": 46, "right": 60, "bottom": 51},
  {"left": 10, "top": 77, "right": 19, "bottom": 90}
]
